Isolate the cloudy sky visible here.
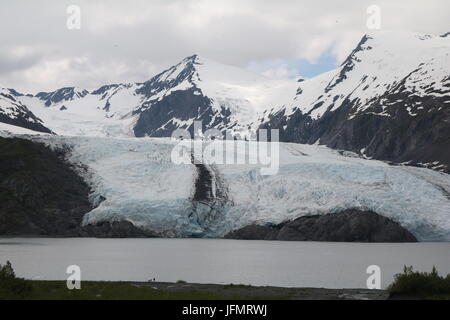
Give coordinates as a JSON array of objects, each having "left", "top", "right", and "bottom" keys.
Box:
[{"left": 1, "top": 0, "right": 449, "bottom": 93}]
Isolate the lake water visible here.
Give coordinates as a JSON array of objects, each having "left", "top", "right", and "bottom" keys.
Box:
[{"left": 1, "top": 238, "right": 449, "bottom": 289}]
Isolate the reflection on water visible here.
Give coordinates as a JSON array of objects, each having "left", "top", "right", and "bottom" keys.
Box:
[
  {"left": 1, "top": 238, "right": 449, "bottom": 289},
  {"left": 0, "top": 241, "right": 45, "bottom": 246}
]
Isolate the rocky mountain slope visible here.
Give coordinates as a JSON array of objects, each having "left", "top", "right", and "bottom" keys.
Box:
[
  {"left": 260, "top": 31, "right": 450, "bottom": 172},
  {"left": 0, "top": 89, "right": 52, "bottom": 134},
  {"left": 0, "top": 137, "right": 91, "bottom": 235},
  {"left": 0, "top": 136, "right": 157, "bottom": 237}
]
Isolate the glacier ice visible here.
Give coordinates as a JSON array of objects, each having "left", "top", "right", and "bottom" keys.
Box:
[{"left": 23, "top": 135, "right": 450, "bottom": 241}]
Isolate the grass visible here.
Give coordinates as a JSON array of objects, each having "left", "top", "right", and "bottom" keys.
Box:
[
  {"left": 388, "top": 265, "right": 450, "bottom": 299},
  {"left": 0, "top": 280, "right": 289, "bottom": 300},
  {"left": 0, "top": 260, "right": 284, "bottom": 300},
  {"left": 223, "top": 283, "right": 253, "bottom": 289}
]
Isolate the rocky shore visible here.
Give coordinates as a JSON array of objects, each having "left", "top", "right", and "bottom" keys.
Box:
[{"left": 225, "top": 209, "right": 417, "bottom": 242}]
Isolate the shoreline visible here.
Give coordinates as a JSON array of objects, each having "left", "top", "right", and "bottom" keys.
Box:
[
  {"left": 129, "top": 281, "right": 389, "bottom": 300},
  {"left": 0, "top": 279, "right": 390, "bottom": 300},
  {"left": 0, "top": 235, "right": 432, "bottom": 242}
]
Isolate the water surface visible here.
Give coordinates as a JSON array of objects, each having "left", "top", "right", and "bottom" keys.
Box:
[{"left": 1, "top": 238, "right": 449, "bottom": 289}]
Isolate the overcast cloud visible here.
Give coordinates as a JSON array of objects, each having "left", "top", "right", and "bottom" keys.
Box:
[{"left": 0, "top": 0, "right": 449, "bottom": 92}]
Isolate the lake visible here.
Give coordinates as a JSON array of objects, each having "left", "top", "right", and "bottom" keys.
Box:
[{"left": 1, "top": 238, "right": 449, "bottom": 289}]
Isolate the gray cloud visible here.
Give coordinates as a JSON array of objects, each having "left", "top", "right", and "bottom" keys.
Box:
[{"left": 0, "top": 0, "right": 449, "bottom": 92}]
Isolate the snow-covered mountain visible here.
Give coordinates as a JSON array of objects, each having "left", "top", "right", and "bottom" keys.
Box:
[
  {"left": 132, "top": 55, "right": 297, "bottom": 137},
  {"left": 260, "top": 31, "right": 450, "bottom": 171},
  {"left": 0, "top": 88, "right": 52, "bottom": 133},
  {"left": 4, "top": 55, "right": 297, "bottom": 138},
  {"left": 1, "top": 30, "right": 449, "bottom": 171}
]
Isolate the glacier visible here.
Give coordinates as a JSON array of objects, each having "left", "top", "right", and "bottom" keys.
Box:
[{"left": 7, "top": 132, "right": 448, "bottom": 241}]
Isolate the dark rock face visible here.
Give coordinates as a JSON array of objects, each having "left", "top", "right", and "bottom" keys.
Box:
[
  {"left": 0, "top": 137, "right": 92, "bottom": 236},
  {"left": 260, "top": 86, "right": 450, "bottom": 173},
  {"left": 90, "top": 84, "right": 120, "bottom": 96},
  {"left": 81, "top": 220, "right": 158, "bottom": 238},
  {"left": 224, "top": 224, "right": 279, "bottom": 240},
  {"left": 225, "top": 209, "right": 417, "bottom": 242},
  {"left": 133, "top": 88, "right": 223, "bottom": 137},
  {"left": 0, "top": 137, "right": 153, "bottom": 237},
  {"left": 35, "top": 87, "right": 89, "bottom": 106},
  {"left": 133, "top": 55, "right": 233, "bottom": 138},
  {"left": 319, "top": 87, "right": 450, "bottom": 173}
]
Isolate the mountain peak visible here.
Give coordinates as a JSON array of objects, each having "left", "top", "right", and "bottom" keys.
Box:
[
  {"left": 35, "top": 86, "right": 89, "bottom": 106},
  {"left": 182, "top": 54, "right": 200, "bottom": 63},
  {"left": 339, "top": 34, "right": 373, "bottom": 67},
  {"left": 136, "top": 55, "right": 202, "bottom": 98}
]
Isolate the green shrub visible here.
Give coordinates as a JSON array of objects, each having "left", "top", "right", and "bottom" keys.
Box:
[
  {"left": 388, "top": 265, "right": 450, "bottom": 298},
  {"left": 0, "top": 261, "right": 33, "bottom": 299},
  {"left": 0, "top": 261, "right": 15, "bottom": 280}
]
